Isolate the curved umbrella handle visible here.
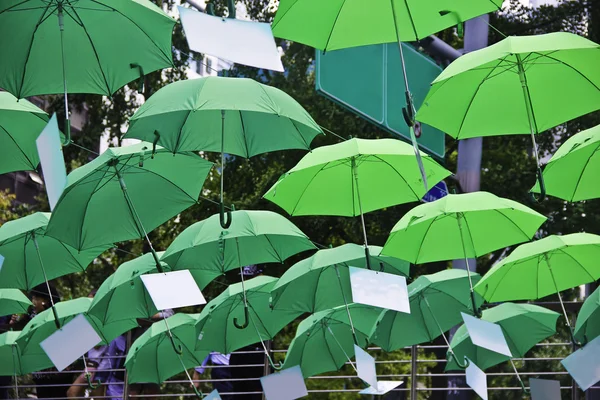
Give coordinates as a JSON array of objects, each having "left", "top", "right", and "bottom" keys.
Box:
[
  {"left": 233, "top": 305, "right": 249, "bottom": 329},
  {"left": 168, "top": 334, "right": 184, "bottom": 355},
  {"left": 448, "top": 352, "right": 469, "bottom": 369},
  {"left": 530, "top": 166, "right": 546, "bottom": 202},
  {"left": 364, "top": 246, "right": 372, "bottom": 270},
  {"left": 62, "top": 121, "right": 72, "bottom": 147},
  {"left": 152, "top": 131, "right": 160, "bottom": 158},
  {"left": 51, "top": 306, "right": 61, "bottom": 329},
  {"left": 130, "top": 63, "right": 145, "bottom": 93},
  {"left": 220, "top": 202, "right": 232, "bottom": 229},
  {"left": 191, "top": 383, "right": 204, "bottom": 399},
  {"left": 517, "top": 378, "right": 530, "bottom": 395},
  {"left": 85, "top": 373, "right": 101, "bottom": 390}
]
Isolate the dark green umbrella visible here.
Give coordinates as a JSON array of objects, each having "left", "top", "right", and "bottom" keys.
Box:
[
  {"left": 0, "top": 289, "right": 32, "bottom": 317},
  {"left": 573, "top": 285, "right": 600, "bottom": 345},
  {"left": 0, "top": 331, "right": 24, "bottom": 399}
]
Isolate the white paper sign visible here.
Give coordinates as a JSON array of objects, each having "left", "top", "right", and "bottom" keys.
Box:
[
  {"left": 349, "top": 267, "right": 410, "bottom": 313},
  {"left": 359, "top": 381, "right": 403, "bottom": 395},
  {"left": 465, "top": 358, "right": 488, "bottom": 400},
  {"left": 354, "top": 345, "right": 378, "bottom": 388},
  {"left": 179, "top": 6, "right": 284, "bottom": 72},
  {"left": 140, "top": 270, "right": 206, "bottom": 311},
  {"left": 40, "top": 314, "right": 102, "bottom": 371},
  {"left": 260, "top": 365, "right": 308, "bottom": 400},
  {"left": 530, "top": 378, "right": 561, "bottom": 400},
  {"left": 561, "top": 335, "right": 600, "bottom": 391},
  {"left": 462, "top": 313, "right": 512, "bottom": 357},
  {"left": 36, "top": 115, "right": 67, "bottom": 210},
  {"left": 203, "top": 390, "right": 222, "bottom": 400}
]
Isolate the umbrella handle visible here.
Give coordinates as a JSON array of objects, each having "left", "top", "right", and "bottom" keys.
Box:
[
  {"left": 233, "top": 305, "right": 249, "bottom": 329},
  {"left": 152, "top": 131, "right": 160, "bottom": 158},
  {"left": 447, "top": 352, "right": 469, "bottom": 369},
  {"left": 530, "top": 166, "right": 546, "bottom": 202},
  {"left": 191, "top": 383, "right": 204, "bottom": 399},
  {"left": 130, "top": 63, "right": 145, "bottom": 93},
  {"left": 402, "top": 92, "right": 415, "bottom": 127},
  {"left": 51, "top": 305, "right": 61, "bottom": 329},
  {"left": 364, "top": 247, "right": 372, "bottom": 270},
  {"left": 85, "top": 373, "right": 101, "bottom": 390},
  {"left": 220, "top": 202, "right": 232, "bottom": 229},
  {"left": 168, "top": 334, "right": 184, "bottom": 355}
]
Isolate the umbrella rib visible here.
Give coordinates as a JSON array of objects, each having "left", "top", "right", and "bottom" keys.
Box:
[
  {"left": 0, "top": 0, "right": 34, "bottom": 15},
  {"left": 262, "top": 234, "right": 284, "bottom": 262},
  {"left": 23, "top": 232, "right": 31, "bottom": 290},
  {"left": 372, "top": 155, "right": 422, "bottom": 200},
  {"left": 531, "top": 51, "right": 600, "bottom": 92},
  {"left": 289, "top": 162, "right": 331, "bottom": 216},
  {"left": 290, "top": 119, "right": 313, "bottom": 151},
  {"left": 311, "top": 266, "right": 330, "bottom": 313},
  {"left": 172, "top": 109, "right": 194, "bottom": 154},
  {"left": 567, "top": 143, "right": 600, "bottom": 201},
  {"left": 323, "top": 3, "right": 346, "bottom": 51},
  {"left": 417, "top": 295, "right": 437, "bottom": 341},
  {"left": 554, "top": 247, "right": 597, "bottom": 283},
  {"left": 76, "top": 164, "right": 114, "bottom": 249},
  {"left": 132, "top": 165, "right": 201, "bottom": 203},
  {"left": 238, "top": 110, "right": 251, "bottom": 159},
  {"left": 269, "top": 0, "right": 299, "bottom": 32},
  {"left": 411, "top": 218, "right": 438, "bottom": 264},
  {"left": 399, "top": 0, "right": 420, "bottom": 40},
  {"left": 458, "top": 213, "right": 478, "bottom": 258},
  {"left": 0, "top": 123, "right": 37, "bottom": 171},
  {"left": 492, "top": 208, "right": 537, "bottom": 242}
]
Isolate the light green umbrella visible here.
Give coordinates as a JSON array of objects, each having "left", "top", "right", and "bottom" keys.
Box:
[
  {"left": 0, "top": 92, "right": 49, "bottom": 174},
  {"left": 371, "top": 269, "right": 482, "bottom": 355},
  {"left": 161, "top": 209, "right": 316, "bottom": 291},
  {"left": 46, "top": 142, "right": 213, "bottom": 270},
  {"left": 416, "top": 32, "right": 600, "bottom": 198},
  {"left": 382, "top": 191, "right": 546, "bottom": 312},
  {"left": 0, "top": 289, "right": 32, "bottom": 317},
  {"left": 474, "top": 233, "right": 600, "bottom": 345},
  {"left": 281, "top": 303, "right": 385, "bottom": 378},
  {"left": 123, "top": 76, "right": 323, "bottom": 228},
  {"left": 126, "top": 313, "right": 208, "bottom": 397},
  {"left": 531, "top": 124, "right": 600, "bottom": 202},
  {"left": 574, "top": 285, "right": 600, "bottom": 345},
  {"left": 0, "top": 0, "right": 175, "bottom": 145},
  {"left": 0, "top": 331, "right": 24, "bottom": 398}
]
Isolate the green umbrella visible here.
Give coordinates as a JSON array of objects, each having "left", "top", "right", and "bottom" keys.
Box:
[
  {"left": 264, "top": 138, "right": 450, "bottom": 268},
  {"left": 531, "top": 124, "right": 600, "bottom": 202},
  {"left": 271, "top": 0, "right": 502, "bottom": 187},
  {"left": 0, "top": 92, "right": 49, "bottom": 174},
  {"left": 195, "top": 276, "right": 301, "bottom": 368},
  {"left": 281, "top": 303, "right": 384, "bottom": 378},
  {"left": 371, "top": 269, "right": 483, "bottom": 355},
  {"left": 46, "top": 142, "right": 213, "bottom": 271},
  {"left": 416, "top": 32, "right": 600, "bottom": 198},
  {"left": 0, "top": 331, "right": 24, "bottom": 398},
  {"left": 474, "top": 233, "right": 600, "bottom": 345},
  {"left": 446, "top": 303, "right": 558, "bottom": 393},
  {"left": 161, "top": 209, "right": 316, "bottom": 292},
  {"left": 0, "top": 0, "right": 175, "bottom": 145},
  {"left": 382, "top": 191, "right": 546, "bottom": 313},
  {"left": 0, "top": 289, "right": 32, "bottom": 317},
  {"left": 123, "top": 76, "right": 323, "bottom": 228},
  {"left": 125, "top": 313, "right": 208, "bottom": 397},
  {"left": 574, "top": 285, "right": 600, "bottom": 345}
]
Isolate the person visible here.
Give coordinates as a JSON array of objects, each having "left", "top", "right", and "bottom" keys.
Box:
[{"left": 193, "top": 352, "right": 233, "bottom": 399}]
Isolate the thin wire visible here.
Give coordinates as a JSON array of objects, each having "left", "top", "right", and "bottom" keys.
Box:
[
  {"left": 70, "top": 141, "right": 100, "bottom": 156},
  {"left": 113, "top": 247, "right": 141, "bottom": 257},
  {"left": 509, "top": 359, "right": 524, "bottom": 385},
  {"left": 319, "top": 125, "right": 348, "bottom": 142},
  {"left": 478, "top": 15, "right": 508, "bottom": 38},
  {"left": 326, "top": 325, "right": 358, "bottom": 373},
  {"left": 247, "top": 309, "right": 278, "bottom": 368}
]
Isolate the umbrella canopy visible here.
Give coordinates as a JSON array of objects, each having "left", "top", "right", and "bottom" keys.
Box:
[
  {"left": 161, "top": 210, "right": 316, "bottom": 289},
  {"left": 125, "top": 313, "right": 208, "bottom": 384},
  {"left": 124, "top": 76, "right": 322, "bottom": 155},
  {"left": 270, "top": 243, "right": 410, "bottom": 313},
  {"left": 0, "top": 289, "right": 32, "bottom": 317},
  {"left": 446, "top": 303, "right": 559, "bottom": 371},
  {"left": 0, "top": 92, "right": 49, "bottom": 175},
  {"left": 382, "top": 192, "right": 547, "bottom": 263},
  {"left": 46, "top": 142, "right": 213, "bottom": 251},
  {"left": 281, "top": 303, "right": 385, "bottom": 378},
  {"left": 416, "top": 32, "right": 600, "bottom": 140},
  {"left": 531, "top": 124, "right": 600, "bottom": 202},
  {"left": 194, "top": 276, "right": 301, "bottom": 354},
  {"left": 0, "top": 331, "right": 24, "bottom": 376},
  {"left": 372, "top": 269, "right": 483, "bottom": 352},
  {"left": 271, "top": 0, "right": 502, "bottom": 48},
  {"left": 0, "top": 212, "right": 110, "bottom": 290},
  {"left": 263, "top": 138, "right": 450, "bottom": 216},
  {"left": 574, "top": 285, "right": 600, "bottom": 345},
  {"left": 16, "top": 298, "right": 137, "bottom": 374}
]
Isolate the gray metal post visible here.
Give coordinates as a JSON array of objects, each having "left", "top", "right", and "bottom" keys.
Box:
[{"left": 411, "top": 345, "right": 418, "bottom": 400}]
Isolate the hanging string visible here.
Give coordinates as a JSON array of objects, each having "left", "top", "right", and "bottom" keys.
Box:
[
  {"left": 319, "top": 125, "right": 348, "bottom": 142},
  {"left": 326, "top": 325, "right": 358, "bottom": 373},
  {"left": 475, "top": 15, "right": 508, "bottom": 38},
  {"left": 247, "top": 310, "right": 280, "bottom": 370},
  {"left": 70, "top": 141, "right": 100, "bottom": 156}
]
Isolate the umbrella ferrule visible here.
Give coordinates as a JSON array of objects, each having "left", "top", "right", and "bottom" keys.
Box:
[{"left": 57, "top": 4, "right": 64, "bottom": 31}]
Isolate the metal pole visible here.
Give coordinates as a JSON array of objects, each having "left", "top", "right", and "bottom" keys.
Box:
[
  {"left": 410, "top": 345, "right": 418, "bottom": 400},
  {"left": 122, "top": 331, "right": 131, "bottom": 400}
]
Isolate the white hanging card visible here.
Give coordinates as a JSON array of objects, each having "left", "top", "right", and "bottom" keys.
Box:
[
  {"left": 354, "top": 345, "right": 378, "bottom": 388},
  {"left": 36, "top": 115, "right": 67, "bottom": 210},
  {"left": 179, "top": 6, "right": 284, "bottom": 72},
  {"left": 465, "top": 358, "right": 488, "bottom": 400},
  {"left": 140, "top": 270, "right": 206, "bottom": 311},
  {"left": 349, "top": 267, "right": 410, "bottom": 313},
  {"left": 359, "top": 380, "right": 404, "bottom": 395},
  {"left": 561, "top": 335, "right": 600, "bottom": 391},
  {"left": 530, "top": 378, "right": 561, "bottom": 400},
  {"left": 260, "top": 365, "right": 308, "bottom": 400},
  {"left": 40, "top": 314, "right": 102, "bottom": 371},
  {"left": 461, "top": 313, "right": 512, "bottom": 357},
  {"left": 203, "top": 390, "right": 222, "bottom": 400}
]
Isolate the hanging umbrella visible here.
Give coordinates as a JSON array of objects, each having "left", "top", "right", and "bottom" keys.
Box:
[
  {"left": 416, "top": 32, "right": 600, "bottom": 198},
  {"left": 531, "top": 124, "right": 600, "bottom": 202},
  {"left": 0, "top": 0, "right": 175, "bottom": 145},
  {"left": 271, "top": 0, "right": 502, "bottom": 187},
  {"left": 161, "top": 209, "right": 316, "bottom": 291},
  {"left": 0, "top": 92, "right": 50, "bottom": 175},
  {"left": 372, "top": 269, "right": 483, "bottom": 355},
  {"left": 0, "top": 331, "right": 24, "bottom": 399},
  {"left": 46, "top": 142, "right": 213, "bottom": 271},
  {"left": 263, "top": 138, "right": 450, "bottom": 268},
  {"left": 474, "top": 233, "right": 600, "bottom": 345},
  {"left": 123, "top": 76, "right": 323, "bottom": 228},
  {"left": 281, "top": 303, "right": 384, "bottom": 378},
  {"left": 194, "top": 276, "right": 301, "bottom": 368},
  {"left": 574, "top": 285, "right": 600, "bottom": 345},
  {"left": 0, "top": 289, "right": 32, "bottom": 317},
  {"left": 125, "top": 313, "right": 208, "bottom": 397},
  {"left": 382, "top": 191, "right": 546, "bottom": 313}
]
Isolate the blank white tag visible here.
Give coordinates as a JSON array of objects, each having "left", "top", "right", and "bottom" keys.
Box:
[
  {"left": 359, "top": 381, "right": 403, "bottom": 395},
  {"left": 260, "top": 365, "right": 308, "bottom": 400},
  {"left": 354, "top": 345, "right": 378, "bottom": 388},
  {"left": 349, "top": 267, "right": 409, "bottom": 313},
  {"left": 561, "top": 335, "right": 600, "bottom": 391},
  {"left": 36, "top": 115, "right": 67, "bottom": 210},
  {"left": 40, "top": 314, "right": 102, "bottom": 371},
  {"left": 179, "top": 7, "right": 284, "bottom": 72},
  {"left": 203, "top": 390, "right": 222, "bottom": 400},
  {"left": 462, "top": 313, "right": 512, "bottom": 357},
  {"left": 140, "top": 270, "right": 206, "bottom": 311},
  {"left": 530, "top": 378, "right": 561, "bottom": 400},
  {"left": 465, "top": 358, "right": 488, "bottom": 400}
]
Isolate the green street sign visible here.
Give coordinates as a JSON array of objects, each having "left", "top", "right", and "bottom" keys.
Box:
[{"left": 316, "top": 43, "right": 445, "bottom": 159}]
